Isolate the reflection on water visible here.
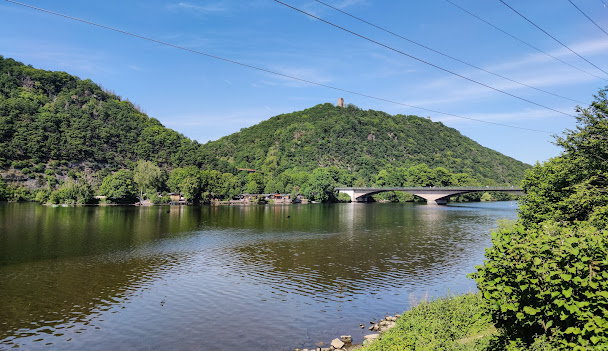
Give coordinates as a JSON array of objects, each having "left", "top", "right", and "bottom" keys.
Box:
[{"left": 0, "top": 202, "right": 516, "bottom": 350}]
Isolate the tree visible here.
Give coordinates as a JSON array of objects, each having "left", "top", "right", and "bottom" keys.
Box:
[
  {"left": 244, "top": 172, "right": 264, "bottom": 194},
  {"left": 202, "top": 169, "right": 223, "bottom": 196},
  {"left": 473, "top": 87, "right": 608, "bottom": 349},
  {"left": 302, "top": 167, "right": 335, "bottom": 202},
  {"left": 406, "top": 164, "right": 434, "bottom": 187},
  {"left": 519, "top": 87, "right": 608, "bottom": 227},
  {"left": 100, "top": 169, "right": 137, "bottom": 204},
  {"left": 168, "top": 166, "right": 202, "bottom": 202},
  {"left": 220, "top": 172, "right": 241, "bottom": 199},
  {"left": 375, "top": 169, "right": 390, "bottom": 187},
  {"left": 0, "top": 177, "right": 8, "bottom": 201},
  {"left": 133, "top": 160, "right": 162, "bottom": 202}
]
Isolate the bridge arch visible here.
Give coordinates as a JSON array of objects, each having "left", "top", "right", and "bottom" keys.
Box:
[{"left": 336, "top": 187, "right": 524, "bottom": 205}]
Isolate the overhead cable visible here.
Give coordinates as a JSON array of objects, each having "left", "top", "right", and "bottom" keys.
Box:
[
  {"left": 272, "top": 0, "right": 577, "bottom": 118},
  {"left": 4, "top": 0, "right": 555, "bottom": 134},
  {"left": 444, "top": 0, "right": 608, "bottom": 82},
  {"left": 314, "top": 0, "right": 585, "bottom": 105},
  {"left": 498, "top": 0, "right": 608, "bottom": 77},
  {"left": 566, "top": 0, "right": 608, "bottom": 38}
]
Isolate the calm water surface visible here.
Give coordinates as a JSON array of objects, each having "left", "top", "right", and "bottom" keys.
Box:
[{"left": 0, "top": 201, "right": 517, "bottom": 350}]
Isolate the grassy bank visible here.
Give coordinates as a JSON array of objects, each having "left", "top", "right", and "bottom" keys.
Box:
[{"left": 361, "top": 293, "right": 495, "bottom": 351}]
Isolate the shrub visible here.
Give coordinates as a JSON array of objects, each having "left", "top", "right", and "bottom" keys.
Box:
[
  {"left": 336, "top": 192, "right": 352, "bottom": 203},
  {"left": 362, "top": 293, "right": 493, "bottom": 351},
  {"left": 480, "top": 192, "right": 493, "bottom": 202},
  {"left": 473, "top": 220, "right": 608, "bottom": 349},
  {"left": 11, "top": 160, "right": 30, "bottom": 169}
]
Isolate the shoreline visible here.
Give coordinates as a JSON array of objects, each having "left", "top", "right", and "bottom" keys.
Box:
[{"left": 293, "top": 314, "right": 401, "bottom": 351}]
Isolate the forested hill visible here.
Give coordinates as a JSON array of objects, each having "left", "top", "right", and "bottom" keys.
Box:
[
  {"left": 200, "top": 103, "right": 530, "bottom": 184},
  {"left": 0, "top": 55, "right": 224, "bottom": 171},
  {"left": 1, "top": 54, "right": 528, "bottom": 197}
]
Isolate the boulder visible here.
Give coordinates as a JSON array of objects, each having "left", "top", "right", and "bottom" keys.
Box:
[
  {"left": 330, "top": 338, "right": 345, "bottom": 349},
  {"left": 340, "top": 335, "right": 352, "bottom": 344},
  {"left": 363, "top": 334, "right": 380, "bottom": 342}
]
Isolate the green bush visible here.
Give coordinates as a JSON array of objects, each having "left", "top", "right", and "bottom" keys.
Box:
[
  {"left": 362, "top": 293, "right": 493, "bottom": 351},
  {"left": 480, "top": 192, "right": 493, "bottom": 202},
  {"left": 11, "top": 160, "right": 30, "bottom": 169},
  {"left": 473, "top": 87, "right": 608, "bottom": 350},
  {"left": 0, "top": 178, "right": 8, "bottom": 201},
  {"left": 336, "top": 192, "right": 352, "bottom": 203},
  {"left": 48, "top": 179, "right": 94, "bottom": 204},
  {"left": 472, "top": 221, "right": 608, "bottom": 349}
]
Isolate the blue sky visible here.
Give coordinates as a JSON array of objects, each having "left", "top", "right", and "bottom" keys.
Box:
[{"left": 1, "top": 0, "right": 607, "bottom": 165}]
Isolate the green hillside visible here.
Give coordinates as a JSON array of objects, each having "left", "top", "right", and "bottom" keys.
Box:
[
  {"left": 0, "top": 55, "right": 529, "bottom": 203},
  {"left": 202, "top": 103, "right": 529, "bottom": 185},
  {"left": 0, "top": 55, "right": 225, "bottom": 172}
]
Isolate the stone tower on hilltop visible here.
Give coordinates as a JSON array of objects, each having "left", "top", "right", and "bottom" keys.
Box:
[{"left": 337, "top": 98, "right": 344, "bottom": 107}]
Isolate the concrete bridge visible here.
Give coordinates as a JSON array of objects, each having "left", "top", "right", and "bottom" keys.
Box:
[{"left": 336, "top": 186, "right": 525, "bottom": 205}]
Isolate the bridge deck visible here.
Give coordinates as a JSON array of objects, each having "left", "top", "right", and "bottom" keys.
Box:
[
  {"left": 336, "top": 186, "right": 524, "bottom": 205},
  {"left": 335, "top": 186, "right": 523, "bottom": 192}
]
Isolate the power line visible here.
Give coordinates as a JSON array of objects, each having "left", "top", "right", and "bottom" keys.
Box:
[
  {"left": 498, "top": 0, "right": 608, "bottom": 77},
  {"left": 272, "top": 0, "right": 577, "bottom": 119},
  {"left": 313, "top": 0, "right": 585, "bottom": 105},
  {"left": 444, "top": 0, "right": 608, "bottom": 82},
  {"left": 600, "top": 0, "right": 608, "bottom": 8},
  {"left": 567, "top": 0, "right": 608, "bottom": 38},
  {"left": 3, "top": 0, "right": 555, "bottom": 134}
]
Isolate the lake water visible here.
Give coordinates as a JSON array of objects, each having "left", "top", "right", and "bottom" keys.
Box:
[{"left": 0, "top": 201, "right": 517, "bottom": 350}]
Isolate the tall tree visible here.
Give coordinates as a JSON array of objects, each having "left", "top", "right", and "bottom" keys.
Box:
[
  {"left": 473, "top": 87, "right": 608, "bottom": 349},
  {"left": 100, "top": 170, "right": 137, "bottom": 204},
  {"left": 133, "top": 160, "right": 162, "bottom": 202}
]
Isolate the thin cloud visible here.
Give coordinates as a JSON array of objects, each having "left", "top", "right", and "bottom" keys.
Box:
[
  {"left": 483, "top": 37, "right": 608, "bottom": 76},
  {"left": 401, "top": 37, "right": 608, "bottom": 108},
  {"left": 166, "top": 1, "right": 228, "bottom": 14},
  {"left": 332, "top": 0, "right": 367, "bottom": 9}
]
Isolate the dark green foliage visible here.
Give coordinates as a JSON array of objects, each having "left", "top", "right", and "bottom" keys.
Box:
[
  {"left": 0, "top": 55, "right": 529, "bottom": 202},
  {"left": 0, "top": 177, "right": 8, "bottom": 201},
  {"left": 520, "top": 88, "right": 608, "bottom": 227},
  {"left": 100, "top": 169, "right": 137, "bottom": 204},
  {"left": 48, "top": 178, "right": 94, "bottom": 204},
  {"left": 0, "top": 56, "right": 204, "bottom": 170},
  {"left": 301, "top": 167, "right": 335, "bottom": 202},
  {"left": 202, "top": 103, "right": 529, "bottom": 185},
  {"left": 336, "top": 192, "right": 352, "bottom": 203},
  {"left": 473, "top": 87, "right": 608, "bottom": 350},
  {"left": 167, "top": 166, "right": 202, "bottom": 202},
  {"left": 474, "top": 221, "right": 607, "bottom": 350}
]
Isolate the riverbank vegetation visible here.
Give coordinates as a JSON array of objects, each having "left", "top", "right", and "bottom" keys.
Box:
[
  {"left": 0, "top": 55, "right": 527, "bottom": 204},
  {"left": 361, "top": 293, "right": 495, "bottom": 351},
  {"left": 364, "top": 88, "right": 608, "bottom": 350}
]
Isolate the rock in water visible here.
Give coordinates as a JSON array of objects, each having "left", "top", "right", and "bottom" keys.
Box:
[{"left": 330, "top": 338, "right": 345, "bottom": 349}]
